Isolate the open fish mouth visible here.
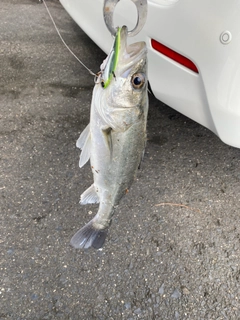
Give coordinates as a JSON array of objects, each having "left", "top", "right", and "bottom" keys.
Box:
[
  {"left": 101, "top": 26, "right": 147, "bottom": 87},
  {"left": 119, "top": 26, "right": 147, "bottom": 70}
]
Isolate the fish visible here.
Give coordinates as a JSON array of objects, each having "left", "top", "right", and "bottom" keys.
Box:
[{"left": 70, "top": 26, "right": 148, "bottom": 249}]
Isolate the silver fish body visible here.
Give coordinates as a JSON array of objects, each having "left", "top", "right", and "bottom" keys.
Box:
[{"left": 70, "top": 27, "right": 148, "bottom": 249}]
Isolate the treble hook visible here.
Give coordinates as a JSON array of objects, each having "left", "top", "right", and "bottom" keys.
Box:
[{"left": 103, "top": 0, "right": 148, "bottom": 37}]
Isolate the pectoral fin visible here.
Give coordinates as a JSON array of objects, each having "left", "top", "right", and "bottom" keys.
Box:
[{"left": 102, "top": 127, "right": 112, "bottom": 157}]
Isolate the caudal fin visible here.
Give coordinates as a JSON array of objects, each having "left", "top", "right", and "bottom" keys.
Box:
[{"left": 70, "top": 220, "right": 108, "bottom": 249}]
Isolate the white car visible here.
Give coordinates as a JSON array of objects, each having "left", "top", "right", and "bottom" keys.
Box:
[{"left": 60, "top": 0, "right": 240, "bottom": 148}]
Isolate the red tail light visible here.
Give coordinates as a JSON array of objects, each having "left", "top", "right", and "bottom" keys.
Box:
[{"left": 151, "top": 39, "right": 199, "bottom": 74}]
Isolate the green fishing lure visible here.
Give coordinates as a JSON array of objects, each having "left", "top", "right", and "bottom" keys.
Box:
[{"left": 101, "top": 27, "right": 121, "bottom": 88}]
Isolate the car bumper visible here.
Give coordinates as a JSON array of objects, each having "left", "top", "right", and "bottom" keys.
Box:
[{"left": 60, "top": 0, "right": 240, "bottom": 148}]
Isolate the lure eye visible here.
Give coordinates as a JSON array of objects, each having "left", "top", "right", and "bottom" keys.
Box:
[{"left": 131, "top": 73, "right": 145, "bottom": 89}]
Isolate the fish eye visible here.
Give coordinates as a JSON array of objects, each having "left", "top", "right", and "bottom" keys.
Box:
[{"left": 131, "top": 73, "right": 145, "bottom": 89}]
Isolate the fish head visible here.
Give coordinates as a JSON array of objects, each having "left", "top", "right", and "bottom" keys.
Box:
[{"left": 98, "top": 26, "right": 148, "bottom": 131}]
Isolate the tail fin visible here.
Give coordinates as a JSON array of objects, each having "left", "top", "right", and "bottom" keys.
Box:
[{"left": 70, "top": 219, "right": 108, "bottom": 249}]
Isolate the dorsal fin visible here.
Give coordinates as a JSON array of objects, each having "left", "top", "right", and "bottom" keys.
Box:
[
  {"left": 76, "top": 123, "right": 90, "bottom": 149},
  {"left": 76, "top": 124, "right": 91, "bottom": 168}
]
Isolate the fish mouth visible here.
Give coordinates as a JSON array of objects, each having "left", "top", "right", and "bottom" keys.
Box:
[
  {"left": 101, "top": 26, "right": 147, "bottom": 88},
  {"left": 119, "top": 26, "right": 147, "bottom": 70}
]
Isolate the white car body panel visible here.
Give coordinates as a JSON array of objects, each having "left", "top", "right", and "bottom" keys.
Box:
[{"left": 60, "top": 0, "right": 240, "bottom": 148}]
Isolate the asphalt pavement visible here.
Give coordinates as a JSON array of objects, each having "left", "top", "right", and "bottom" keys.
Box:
[{"left": 1, "top": 1, "right": 240, "bottom": 319}]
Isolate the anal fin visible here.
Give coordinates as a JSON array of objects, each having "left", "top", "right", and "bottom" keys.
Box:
[{"left": 80, "top": 184, "right": 99, "bottom": 205}]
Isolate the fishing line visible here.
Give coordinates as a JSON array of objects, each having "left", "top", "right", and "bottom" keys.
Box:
[{"left": 41, "top": 0, "right": 96, "bottom": 76}]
